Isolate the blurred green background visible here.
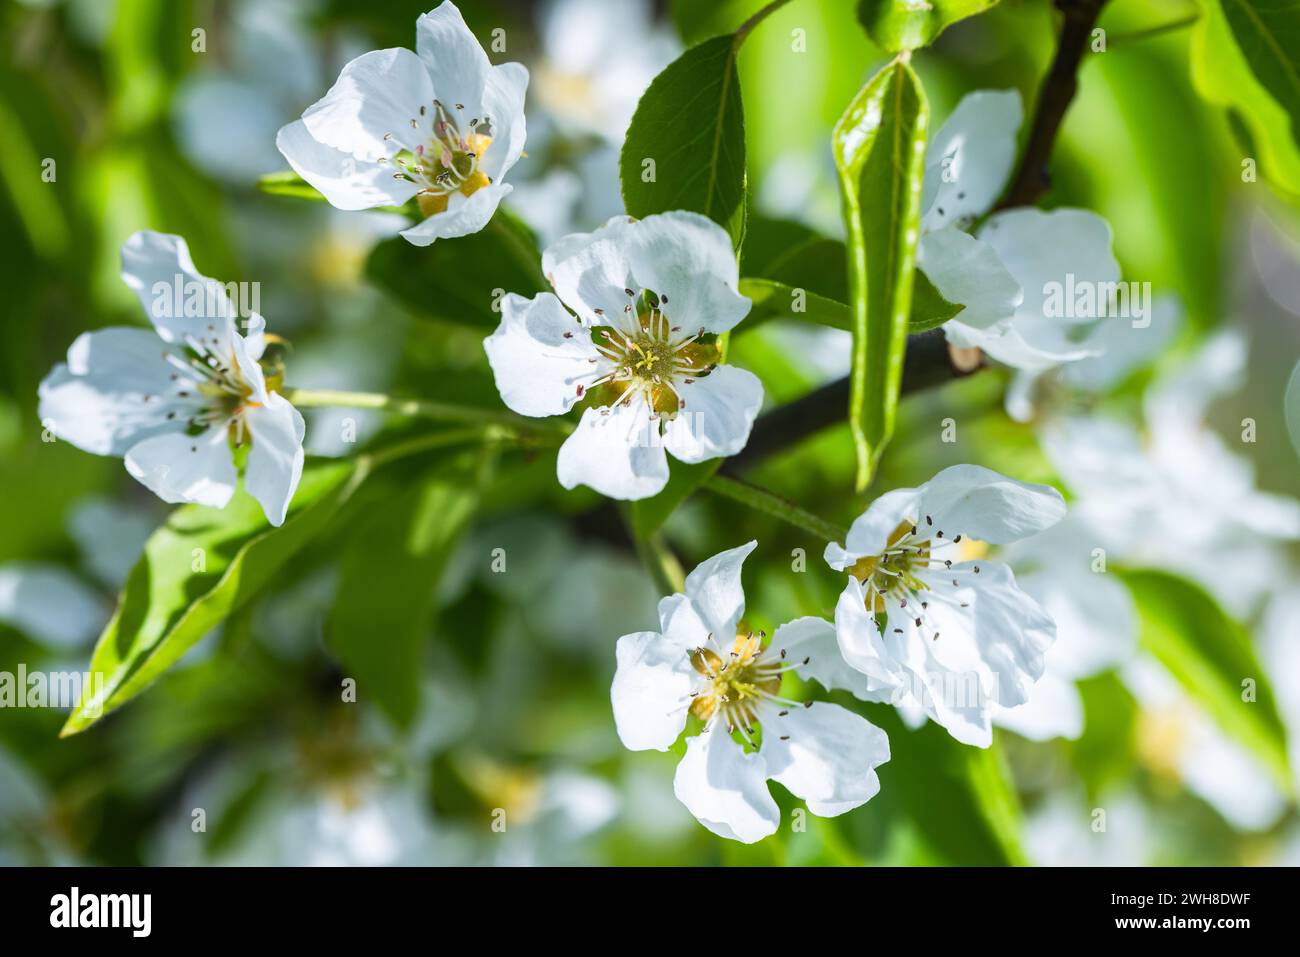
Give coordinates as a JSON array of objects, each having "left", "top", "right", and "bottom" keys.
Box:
[{"left": 1, "top": 0, "right": 1298, "bottom": 865}]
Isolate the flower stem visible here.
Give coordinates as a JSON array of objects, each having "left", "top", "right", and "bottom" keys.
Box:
[
  {"left": 736, "top": 0, "right": 796, "bottom": 44},
  {"left": 703, "top": 474, "right": 847, "bottom": 543},
  {"left": 282, "top": 387, "right": 571, "bottom": 440}
]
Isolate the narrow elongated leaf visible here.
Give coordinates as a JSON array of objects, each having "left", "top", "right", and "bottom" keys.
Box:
[
  {"left": 1122, "top": 569, "right": 1292, "bottom": 790},
  {"left": 328, "top": 467, "right": 479, "bottom": 728},
  {"left": 856, "top": 0, "right": 999, "bottom": 53},
  {"left": 61, "top": 460, "right": 370, "bottom": 735},
  {"left": 257, "top": 170, "right": 328, "bottom": 203},
  {"left": 620, "top": 34, "right": 746, "bottom": 245},
  {"left": 1192, "top": 1, "right": 1300, "bottom": 194},
  {"left": 1220, "top": 0, "right": 1300, "bottom": 140},
  {"left": 365, "top": 210, "right": 547, "bottom": 329},
  {"left": 741, "top": 216, "right": 849, "bottom": 301},
  {"left": 738, "top": 278, "right": 853, "bottom": 332},
  {"left": 833, "top": 60, "right": 929, "bottom": 490}
]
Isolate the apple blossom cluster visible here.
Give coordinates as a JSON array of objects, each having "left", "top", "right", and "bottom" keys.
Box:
[
  {"left": 32, "top": 1, "right": 1159, "bottom": 845},
  {"left": 613, "top": 467, "right": 1066, "bottom": 840}
]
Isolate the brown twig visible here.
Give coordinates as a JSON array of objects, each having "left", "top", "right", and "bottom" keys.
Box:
[{"left": 996, "top": 0, "right": 1112, "bottom": 209}]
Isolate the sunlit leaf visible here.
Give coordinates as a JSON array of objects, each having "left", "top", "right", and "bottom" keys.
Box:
[
  {"left": 61, "top": 460, "right": 370, "bottom": 736},
  {"left": 833, "top": 59, "right": 929, "bottom": 489},
  {"left": 855, "top": 0, "right": 999, "bottom": 53}
]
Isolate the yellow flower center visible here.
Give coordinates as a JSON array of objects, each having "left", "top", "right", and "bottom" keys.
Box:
[{"left": 688, "top": 633, "right": 782, "bottom": 732}]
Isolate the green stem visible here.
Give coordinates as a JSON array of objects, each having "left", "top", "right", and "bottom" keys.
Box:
[
  {"left": 635, "top": 531, "right": 687, "bottom": 595},
  {"left": 282, "top": 387, "right": 571, "bottom": 440},
  {"left": 736, "top": 0, "right": 796, "bottom": 44},
  {"left": 366, "top": 427, "right": 491, "bottom": 467},
  {"left": 703, "top": 474, "right": 847, "bottom": 543}
]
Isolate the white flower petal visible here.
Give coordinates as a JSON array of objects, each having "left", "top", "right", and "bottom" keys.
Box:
[
  {"left": 399, "top": 182, "right": 513, "bottom": 246},
  {"left": 301, "top": 47, "right": 435, "bottom": 160},
  {"left": 673, "top": 731, "right": 779, "bottom": 843},
  {"left": 479, "top": 61, "right": 529, "bottom": 181},
  {"left": 120, "top": 231, "right": 243, "bottom": 348},
  {"left": 920, "top": 226, "right": 1021, "bottom": 333},
  {"left": 762, "top": 702, "right": 889, "bottom": 817},
  {"left": 555, "top": 402, "right": 669, "bottom": 500},
  {"left": 276, "top": 118, "right": 418, "bottom": 211},
  {"left": 681, "top": 540, "right": 756, "bottom": 639},
  {"left": 484, "top": 292, "right": 599, "bottom": 417},
  {"left": 38, "top": 329, "right": 196, "bottom": 456},
  {"left": 542, "top": 215, "right": 640, "bottom": 325},
  {"left": 243, "top": 393, "right": 306, "bottom": 526},
  {"left": 922, "top": 560, "right": 1056, "bottom": 711},
  {"left": 773, "top": 615, "right": 883, "bottom": 700},
  {"left": 661, "top": 365, "right": 763, "bottom": 464},
  {"left": 832, "top": 577, "right": 907, "bottom": 690},
  {"left": 916, "top": 464, "right": 1066, "bottom": 545},
  {"left": 921, "top": 89, "right": 1022, "bottom": 231},
  {"left": 622, "top": 211, "right": 750, "bottom": 335},
  {"left": 828, "top": 487, "right": 923, "bottom": 567},
  {"left": 973, "top": 208, "right": 1121, "bottom": 371},
  {"left": 415, "top": 1, "right": 493, "bottom": 120},
  {"left": 611, "top": 629, "right": 697, "bottom": 751},
  {"left": 124, "top": 425, "right": 237, "bottom": 509},
  {"left": 656, "top": 592, "right": 713, "bottom": 649}
]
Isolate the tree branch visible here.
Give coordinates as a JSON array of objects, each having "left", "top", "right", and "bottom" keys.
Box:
[{"left": 996, "top": 0, "right": 1111, "bottom": 209}]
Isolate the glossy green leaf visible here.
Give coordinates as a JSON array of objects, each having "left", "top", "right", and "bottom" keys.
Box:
[
  {"left": 620, "top": 34, "right": 747, "bottom": 246},
  {"left": 833, "top": 60, "right": 929, "bottom": 490},
  {"left": 328, "top": 466, "right": 479, "bottom": 728},
  {"left": 1192, "top": 1, "right": 1300, "bottom": 195},
  {"left": 61, "top": 460, "right": 370, "bottom": 736},
  {"left": 1122, "top": 569, "right": 1292, "bottom": 790},
  {"left": 738, "top": 278, "right": 852, "bottom": 331},
  {"left": 364, "top": 210, "right": 547, "bottom": 329},
  {"left": 855, "top": 0, "right": 999, "bottom": 53}
]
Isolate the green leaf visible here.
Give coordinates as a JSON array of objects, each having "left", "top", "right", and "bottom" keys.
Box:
[
  {"left": 61, "top": 460, "right": 371, "bottom": 736},
  {"left": 864, "top": 704, "right": 1026, "bottom": 865},
  {"left": 257, "top": 170, "right": 413, "bottom": 216},
  {"left": 855, "top": 0, "right": 999, "bottom": 53},
  {"left": 739, "top": 220, "right": 959, "bottom": 334},
  {"left": 257, "top": 170, "right": 328, "bottom": 203},
  {"left": 908, "top": 268, "right": 964, "bottom": 331},
  {"left": 1220, "top": 0, "right": 1300, "bottom": 142},
  {"left": 833, "top": 60, "right": 929, "bottom": 490},
  {"left": 741, "top": 216, "right": 849, "bottom": 302},
  {"left": 738, "top": 278, "right": 852, "bottom": 331},
  {"left": 1122, "top": 569, "right": 1292, "bottom": 791},
  {"left": 1192, "top": 1, "right": 1300, "bottom": 194},
  {"left": 627, "top": 459, "right": 723, "bottom": 541},
  {"left": 327, "top": 466, "right": 479, "bottom": 728},
  {"left": 620, "top": 34, "right": 747, "bottom": 246},
  {"left": 364, "top": 210, "right": 547, "bottom": 329}
]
